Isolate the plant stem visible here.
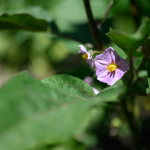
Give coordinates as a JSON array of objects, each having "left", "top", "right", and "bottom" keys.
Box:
[
  {"left": 97, "top": 0, "right": 114, "bottom": 30},
  {"left": 120, "top": 96, "right": 142, "bottom": 150},
  {"left": 130, "top": 47, "right": 134, "bottom": 78},
  {"left": 135, "top": 56, "right": 147, "bottom": 75},
  {"left": 127, "top": 42, "right": 134, "bottom": 87},
  {"left": 120, "top": 96, "right": 136, "bottom": 136},
  {"left": 83, "top": 0, "right": 105, "bottom": 50},
  {"left": 130, "top": 0, "right": 139, "bottom": 28},
  {"left": 121, "top": 54, "right": 149, "bottom": 150},
  {"left": 128, "top": 56, "right": 148, "bottom": 87}
]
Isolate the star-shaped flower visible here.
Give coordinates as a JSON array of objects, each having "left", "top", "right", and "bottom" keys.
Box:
[
  {"left": 94, "top": 47, "right": 129, "bottom": 86},
  {"left": 78, "top": 45, "right": 94, "bottom": 68}
]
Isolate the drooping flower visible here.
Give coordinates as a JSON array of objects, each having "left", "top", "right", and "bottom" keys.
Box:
[
  {"left": 78, "top": 45, "right": 94, "bottom": 68},
  {"left": 94, "top": 47, "right": 129, "bottom": 86},
  {"left": 92, "top": 87, "right": 100, "bottom": 95},
  {"left": 83, "top": 76, "right": 100, "bottom": 95}
]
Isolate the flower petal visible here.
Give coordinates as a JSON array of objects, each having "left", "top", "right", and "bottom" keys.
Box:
[
  {"left": 116, "top": 57, "right": 129, "bottom": 71},
  {"left": 95, "top": 53, "right": 111, "bottom": 65},
  {"left": 109, "top": 48, "right": 119, "bottom": 64},
  {"left": 94, "top": 47, "right": 118, "bottom": 66},
  {"left": 78, "top": 45, "right": 87, "bottom": 54},
  {"left": 86, "top": 51, "right": 92, "bottom": 59},
  {"left": 92, "top": 87, "right": 100, "bottom": 95},
  {"left": 94, "top": 53, "right": 109, "bottom": 70},
  {"left": 83, "top": 76, "right": 94, "bottom": 86},
  {"left": 95, "top": 47, "right": 129, "bottom": 86},
  {"left": 96, "top": 68, "right": 126, "bottom": 86},
  {"left": 86, "top": 58, "right": 94, "bottom": 68},
  {"left": 97, "top": 71, "right": 117, "bottom": 86},
  {"left": 96, "top": 69, "right": 109, "bottom": 79}
]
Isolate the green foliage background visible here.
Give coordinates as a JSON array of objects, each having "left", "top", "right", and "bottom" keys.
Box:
[{"left": 0, "top": 0, "right": 150, "bottom": 150}]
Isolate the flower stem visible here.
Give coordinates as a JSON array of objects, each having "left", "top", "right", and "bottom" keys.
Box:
[{"left": 83, "top": 0, "right": 105, "bottom": 50}]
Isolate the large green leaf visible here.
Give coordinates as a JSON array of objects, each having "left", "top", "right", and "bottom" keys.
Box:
[
  {"left": 42, "top": 75, "right": 126, "bottom": 103},
  {"left": 95, "top": 80, "right": 126, "bottom": 102},
  {"left": 0, "top": 72, "right": 95, "bottom": 150},
  {"left": 42, "top": 74, "right": 95, "bottom": 99},
  {"left": 106, "top": 17, "right": 150, "bottom": 58},
  {"left": 0, "top": 72, "right": 126, "bottom": 150},
  {"left": 0, "top": 13, "right": 58, "bottom": 32},
  {"left": 41, "top": 75, "right": 126, "bottom": 103}
]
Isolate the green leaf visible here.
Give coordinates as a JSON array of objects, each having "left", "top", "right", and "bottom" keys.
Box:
[
  {"left": 141, "top": 38, "right": 150, "bottom": 57},
  {"left": 95, "top": 80, "right": 126, "bottom": 102},
  {"left": 106, "top": 17, "right": 150, "bottom": 58},
  {"left": 113, "top": 0, "right": 120, "bottom": 4},
  {"left": 42, "top": 74, "right": 95, "bottom": 99},
  {"left": 0, "top": 13, "right": 57, "bottom": 32},
  {"left": 0, "top": 72, "right": 95, "bottom": 150},
  {"left": 0, "top": 72, "right": 126, "bottom": 150}
]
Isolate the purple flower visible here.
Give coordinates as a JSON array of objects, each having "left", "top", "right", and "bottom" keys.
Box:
[
  {"left": 92, "top": 87, "right": 100, "bottom": 95},
  {"left": 94, "top": 47, "right": 129, "bottom": 86},
  {"left": 78, "top": 45, "right": 94, "bottom": 68},
  {"left": 83, "top": 76, "right": 100, "bottom": 95}
]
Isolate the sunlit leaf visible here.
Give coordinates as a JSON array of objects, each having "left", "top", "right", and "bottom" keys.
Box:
[
  {"left": 0, "top": 72, "right": 95, "bottom": 150},
  {"left": 42, "top": 74, "right": 95, "bottom": 99}
]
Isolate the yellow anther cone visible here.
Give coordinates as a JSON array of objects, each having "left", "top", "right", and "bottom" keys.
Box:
[
  {"left": 106, "top": 63, "right": 118, "bottom": 72},
  {"left": 82, "top": 53, "right": 88, "bottom": 60}
]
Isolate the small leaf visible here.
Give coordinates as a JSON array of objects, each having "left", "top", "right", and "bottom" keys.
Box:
[{"left": 106, "top": 17, "right": 150, "bottom": 58}]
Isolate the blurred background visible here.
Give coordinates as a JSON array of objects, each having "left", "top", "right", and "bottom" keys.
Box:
[
  {"left": 1, "top": 0, "right": 149, "bottom": 87},
  {"left": 0, "top": 0, "right": 150, "bottom": 149}
]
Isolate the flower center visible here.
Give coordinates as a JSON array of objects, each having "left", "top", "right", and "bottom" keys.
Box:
[
  {"left": 82, "top": 53, "right": 88, "bottom": 60},
  {"left": 106, "top": 63, "right": 118, "bottom": 72}
]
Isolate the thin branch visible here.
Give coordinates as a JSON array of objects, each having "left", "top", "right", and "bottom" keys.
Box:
[
  {"left": 48, "top": 21, "right": 94, "bottom": 46},
  {"left": 127, "top": 42, "right": 134, "bottom": 87},
  {"left": 97, "top": 0, "right": 114, "bottom": 30},
  {"left": 130, "top": 0, "right": 139, "bottom": 28},
  {"left": 130, "top": 56, "right": 134, "bottom": 77},
  {"left": 83, "top": 0, "right": 105, "bottom": 50}
]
